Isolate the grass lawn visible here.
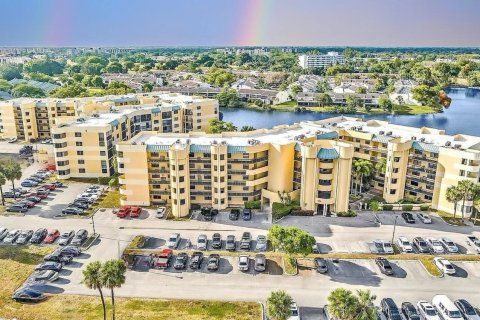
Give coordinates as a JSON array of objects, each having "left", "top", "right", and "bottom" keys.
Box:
[
  {"left": 434, "top": 210, "right": 467, "bottom": 226},
  {"left": 283, "top": 255, "right": 297, "bottom": 275},
  {"left": 393, "top": 104, "right": 437, "bottom": 115},
  {"left": 0, "top": 246, "right": 260, "bottom": 320}
]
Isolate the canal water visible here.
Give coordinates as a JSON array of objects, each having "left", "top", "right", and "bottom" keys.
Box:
[{"left": 221, "top": 87, "right": 480, "bottom": 136}]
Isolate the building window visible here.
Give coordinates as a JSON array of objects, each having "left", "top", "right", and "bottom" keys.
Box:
[
  {"left": 179, "top": 165, "right": 184, "bottom": 170},
  {"left": 394, "top": 157, "right": 400, "bottom": 162},
  {"left": 78, "top": 160, "right": 84, "bottom": 164},
  {"left": 393, "top": 168, "right": 399, "bottom": 173},
  {"left": 79, "top": 168, "right": 85, "bottom": 173},
  {"left": 180, "top": 199, "right": 185, "bottom": 205},
  {"left": 76, "top": 142, "right": 83, "bottom": 147},
  {"left": 179, "top": 176, "right": 184, "bottom": 182},
  {"left": 100, "top": 151, "right": 106, "bottom": 156},
  {"left": 75, "top": 132, "right": 82, "bottom": 137},
  {"left": 391, "top": 178, "right": 398, "bottom": 184},
  {"left": 390, "top": 189, "right": 396, "bottom": 195}
]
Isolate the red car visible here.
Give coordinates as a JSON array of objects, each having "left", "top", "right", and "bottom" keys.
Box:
[
  {"left": 42, "top": 184, "right": 56, "bottom": 191},
  {"left": 19, "top": 200, "right": 35, "bottom": 208},
  {"left": 151, "top": 248, "right": 173, "bottom": 269},
  {"left": 130, "top": 207, "right": 142, "bottom": 218},
  {"left": 35, "top": 191, "right": 49, "bottom": 199},
  {"left": 44, "top": 229, "right": 60, "bottom": 244},
  {"left": 116, "top": 205, "right": 131, "bottom": 218}
]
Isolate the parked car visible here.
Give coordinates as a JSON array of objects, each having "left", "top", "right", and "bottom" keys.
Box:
[
  {"left": 25, "top": 196, "right": 41, "bottom": 203},
  {"left": 17, "top": 200, "right": 35, "bottom": 208},
  {"left": 30, "top": 228, "right": 48, "bottom": 244},
  {"left": 381, "top": 298, "right": 402, "bottom": 320},
  {"left": 254, "top": 254, "right": 267, "bottom": 272},
  {"left": 21, "top": 180, "right": 38, "bottom": 188},
  {"left": 197, "top": 234, "right": 208, "bottom": 251},
  {"left": 432, "top": 295, "right": 462, "bottom": 320},
  {"left": 426, "top": 237, "right": 445, "bottom": 254},
  {"left": 116, "top": 205, "right": 131, "bottom": 218},
  {"left": 401, "top": 302, "right": 421, "bottom": 320},
  {"left": 44, "top": 251, "right": 73, "bottom": 264},
  {"left": 226, "top": 235, "right": 236, "bottom": 251},
  {"left": 69, "top": 202, "right": 89, "bottom": 210},
  {"left": 238, "top": 255, "right": 250, "bottom": 271},
  {"left": 173, "top": 252, "right": 188, "bottom": 270},
  {"left": 375, "top": 257, "right": 394, "bottom": 275},
  {"left": 207, "top": 254, "right": 220, "bottom": 271},
  {"left": 58, "top": 230, "right": 75, "bottom": 246},
  {"left": 440, "top": 238, "right": 459, "bottom": 253},
  {"left": 44, "top": 229, "right": 60, "bottom": 244},
  {"left": 454, "top": 299, "right": 480, "bottom": 320},
  {"left": 151, "top": 248, "right": 173, "bottom": 269},
  {"left": 0, "top": 227, "right": 8, "bottom": 241},
  {"left": 156, "top": 207, "right": 166, "bottom": 219},
  {"left": 129, "top": 207, "right": 142, "bottom": 218},
  {"left": 201, "top": 207, "right": 214, "bottom": 221},
  {"left": 56, "top": 245, "right": 81, "bottom": 257},
  {"left": 12, "top": 287, "right": 46, "bottom": 303},
  {"left": 433, "top": 257, "right": 456, "bottom": 275},
  {"left": 467, "top": 236, "right": 480, "bottom": 253},
  {"left": 255, "top": 235, "right": 268, "bottom": 251},
  {"left": 289, "top": 302, "right": 300, "bottom": 320},
  {"left": 417, "top": 213, "right": 432, "bottom": 224},
  {"left": 3, "top": 191, "right": 23, "bottom": 198},
  {"left": 35, "top": 261, "right": 63, "bottom": 272},
  {"left": 42, "top": 184, "right": 56, "bottom": 191},
  {"left": 401, "top": 212, "right": 415, "bottom": 223},
  {"left": 373, "top": 240, "right": 394, "bottom": 254},
  {"left": 240, "top": 232, "right": 252, "bottom": 250},
  {"left": 62, "top": 206, "right": 83, "bottom": 215},
  {"left": 6, "top": 204, "right": 28, "bottom": 213},
  {"left": 16, "top": 230, "right": 34, "bottom": 245},
  {"left": 211, "top": 233, "right": 222, "bottom": 249},
  {"left": 189, "top": 252, "right": 204, "bottom": 269},
  {"left": 3, "top": 229, "right": 20, "bottom": 243},
  {"left": 167, "top": 233, "right": 181, "bottom": 249},
  {"left": 413, "top": 237, "right": 430, "bottom": 253},
  {"left": 30, "top": 270, "right": 59, "bottom": 283},
  {"left": 397, "top": 236, "right": 413, "bottom": 253},
  {"left": 71, "top": 229, "right": 88, "bottom": 246},
  {"left": 417, "top": 301, "right": 440, "bottom": 320},
  {"left": 242, "top": 208, "right": 252, "bottom": 221},
  {"left": 229, "top": 208, "right": 240, "bottom": 220}
]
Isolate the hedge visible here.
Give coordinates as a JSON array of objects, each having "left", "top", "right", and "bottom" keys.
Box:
[
  {"left": 272, "top": 201, "right": 301, "bottom": 220},
  {"left": 420, "top": 204, "right": 430, "bottom": 211},
  {"left": 244, "top": 200, "right": 261, "bottom": 209},
  {"left": 382, "top": 204, "right": 393, "bottom": 211},
  {"left": 336, "top": 210, "right": 357, "bottom": 217},
  {"left": 291, "top": 209, "right": 315, "bottom": 216},
  {"left": 402, "top": 204, "right": 413, "bottom": 211}
]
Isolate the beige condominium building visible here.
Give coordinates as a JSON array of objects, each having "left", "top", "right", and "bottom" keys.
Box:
[
  {"left": 49, "top": 94, "right": 218, "bottom": 179},
  {"left": 0, "top": 92, "right": 217, "bottom": 141},
  {"left": 117, "top": 116, "right": 480, "bottom": 218}
]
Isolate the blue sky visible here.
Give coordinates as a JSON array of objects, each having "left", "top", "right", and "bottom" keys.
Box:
[{"left": 1, "top": 0, "right": 479, "bottom": 47}]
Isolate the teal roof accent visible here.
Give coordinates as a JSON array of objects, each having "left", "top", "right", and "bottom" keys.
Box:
[
  {"left": 227, "top": 146, "right": 246, "bottom": 153},
  {"left": 147, "top": 145, "right": 170, "bottom": 152},
  {"left": 110, "top": 119, "right": 119, "bottom": 127},
  {"left": 172, "top": 105, "right": 181, "bottom": 111},
  {"left": 372, "top": 135, "right": 393, "bottom": 144},
  {"left": 316, "top": 131, "right": 338, "bottom": 140},
  {"left": 294, "top": 143, "right": 301, "bottom": 151},
  {"left": 317, "top": 148, "right": 339, "bottom": 159},
  {"left": 190, "top": 145, "right": 211, "bottom": 153},
  {"left": 412, "top": 141, "right": 439, "bottom": 154},
  {"left": 152, "top": 107, "right": 161, "bottom": 113}
]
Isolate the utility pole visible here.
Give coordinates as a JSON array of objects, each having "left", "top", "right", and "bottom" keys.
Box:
[
  {"left": 391, "top": 215, "right": 398, "bottom": 244},
  {"left": 91, "top": 215, "right": 96, "bottom": 235}
]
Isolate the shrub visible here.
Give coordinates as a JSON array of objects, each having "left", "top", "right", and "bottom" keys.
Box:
[
  {"left": 291, "top": 209, "right": 315, "bottom": 216},
  {"left": 369, "top": 200, "right": 380, "bottom": 211},
  {"left": 272, "top": 202, "right": 301, "bottom": 220},
  {"left": 97, "top": 176, "right": 111, "bottom": 185},
  {"left": 402, "top": 204, "right": 413, "bottom": 211},
  {"left": 420, "top": 204, "right": 430, "bottom": 211},
  {"left": 244, "top": 200, "right": 261, "bottom": 209},
  {"left": 382, "top": 204, "right": 393, "bottom": 211},
  {"left": 336, "top": 210, "right": 357, "bottom": 217}
]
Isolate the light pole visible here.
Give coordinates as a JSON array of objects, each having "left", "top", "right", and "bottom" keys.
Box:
[
  {"left": 391, "top": 215, "right": 398, "bottom": 244},
  {"left": 91, "top": 215, "right": 96, "bottom": 236}
]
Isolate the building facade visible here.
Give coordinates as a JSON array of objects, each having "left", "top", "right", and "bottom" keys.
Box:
[
  {"left": 298, "top": 52, "right": 346, "bottom": 69},
  {"left": 117, "top": 117, "right": 480, "bottom": 217}
]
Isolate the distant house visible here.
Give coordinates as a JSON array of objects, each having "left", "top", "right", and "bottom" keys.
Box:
[
  {"left": 8, "top": 79, "right": 59, "bottom": 93},
  {"left": 389, "top": 80, "right": 420, "bottom": 105},
  {"left": 296, "top": 92, "right": 384, "bottom": 107},
  {"left": 237, "top": 89, "right": 289, "bottom": 105},
  {"left": 231, "top": 78, "right": 258, "bottom": 90},
  {"left": 156, "top": 87, "right": 220, "bottom": 99}
]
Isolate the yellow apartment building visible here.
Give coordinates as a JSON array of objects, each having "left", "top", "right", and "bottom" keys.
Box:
[
  {"left": 0, "top": 92, "right": 218, "bottom": 141},
  {"left": 117, "top": 116, "right": 480, "bottom": 217}
]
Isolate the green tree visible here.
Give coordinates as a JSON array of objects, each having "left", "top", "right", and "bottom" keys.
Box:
[
  {"left": 142, "top": 83, "right": 153, "bottom": 92},
  {"left": 356, "top": 86, "right": 367, "bottom": 94},
  {"left": 378, "top": 96, "right": 393, "bottom": 112},
  {"left": 216, "top": 87, "right": 242, "bottom": 108},
  {"left": 11, "top": 83, "right": 46, "bottom": 98},
  {"left": 290, "top": 84, "right": 303, "bottom": 96},
  {"left": 82, "top": 261, "right": 107, "bottom": 320},
  {"left": 240, "top": 126, "right": 255, "bottom": 132},
  {"left": 354, "top": 290, "right": 377, "bottom": 320},
  {"left": 90, "top": 76, "right": 104, "bottom": 88},
  {"left": 316, "top": 80, "right": 330, "bottom": 93},
  {"left": 352, "top": 159, "right": 374, "bottom": 195},
  {"left": 315, "top": 93, "right": 333, "bottom": 107},
  {"left": 266, "top": 290, "right": 294, "bottom": 320},
  {"left": 0, "top": 64, "right": 23, "bottom": 80},
  {"left": 468, "top": 71, "right": 480, "bottom": 87},
  {"left": 0, "top": 172, "right": 6, "bottom": 206},
  {"left": 446, "top": 185, "right": 463, "bottom": 218},
  {"left": 412, "top": 85, "right": 442, "bottom": 110},
  {"left": 267, "top": 225, "right": 316, "bottom": 256},
  {"left": 0, "top": 79, "right": 12, "bottom": 92},
  {"left": 203, "top": 68, "right": 236, "bottom": 87},
  {"left": 105, "top": 61, "right": 124, "bottom": 73},
  {"left": 50, "top": 84, "right": 87, "bottom": 98},
  {"left": 375, "top": 157, "right": 387, "bottom": 176},
  {"left": 327, "top": 288, "right": 359, "bottom": 320},
  {"left": 345, "top": 95, "right": 362, "bottom": 112},
  {"left": 206, "top": 119, "right": 237, "bottom": 133},
  {"left": 101, "top": 259, "right": 126, "bottom": 320},
  {"left": 0, "top": 161, "right": 22, "bottom": 200},
  {"left": 457, "top": 180, "right": 476, "bottom": 219},
  {"left": 24, "top": 59, "right": 64, "bottom": 76}
]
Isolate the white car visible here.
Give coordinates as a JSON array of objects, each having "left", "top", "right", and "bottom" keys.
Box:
[
  {"left": 156, "top": 207, "right": 166, "bottom": 219},
  {"left": 397, "top": 236, "right": 413, "bottom": 253},
  {"left": 441, "top": 238, "right": 459, "bottom": 253},
  {"left": 379, "top": 240, "right": 394, "bottom": 254},
  {"left": 417, "top": 213, "right": 432, "bottom": 224},
  {"left": 434, "top": 257, "right": 456, "bottom": 275},
  {"left": 426, "top": 237, "right": 445, "bottom": 254},
  {"left": 417, "top": 301, "right": 441, "bottom": 320},
  {"left": 76, "top": 194, "right": 96, "bottom": 203},
  {"left": 288, "top": 302, "right": 300, "bottom": 320},
  {"left": 167, "top": 233, "right": 181, "bottom": 249},
  {"left": 238, "top": 255, "right": 249, "bottom": 271},
  {"left": 197, "top": 234, "right": 207, "bottom": 251}
]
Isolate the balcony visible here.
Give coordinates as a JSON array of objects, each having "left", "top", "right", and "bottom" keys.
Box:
[
  {"left": 246, "top": 176, "right": 269, "bottom": 187},
  {"left": 118, "top": 175, "right": 126, "bottom": 184}
]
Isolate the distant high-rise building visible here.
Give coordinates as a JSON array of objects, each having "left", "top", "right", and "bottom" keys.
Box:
[{"left": 298, "top": 52, "right": 346, "bottom": 69}]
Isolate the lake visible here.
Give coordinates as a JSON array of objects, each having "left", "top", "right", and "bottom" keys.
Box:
[{"left": 221, "top": 87, "right": 480, "bottom": 136}]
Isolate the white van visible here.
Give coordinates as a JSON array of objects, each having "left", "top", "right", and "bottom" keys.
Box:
[{"left": 432, "top": 295, "right": 463, "bottom": 320}]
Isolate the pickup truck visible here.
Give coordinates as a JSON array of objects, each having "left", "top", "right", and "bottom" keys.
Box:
[
  {"left": 151, "top": 248, "right": 173, "bottom": 269},
  {"left": 189, "top": 251, "right": 204, "bottom": 269},
  {"left": 129, "top": 207, "right": 142, "bottom": 218},
  {"left": 116, "top": 205, "right": 131, "bottom": 218},
  {"left": 467, "top": 236, "right": 480, "bottom": 253}
]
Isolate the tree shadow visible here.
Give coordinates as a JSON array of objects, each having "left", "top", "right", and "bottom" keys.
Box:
[{"left": 326, "top": 260, "right": 382, "bottom": 287}]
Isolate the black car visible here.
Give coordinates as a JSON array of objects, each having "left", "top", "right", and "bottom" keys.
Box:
[
  {"left": 35, "top": 261, "right": 63, "bottom": 272},
  {"left": 413, "top": 237, "right": 430, "bottom": 253},
  {"left": 52, "top": 181, "right": 64, "bottom": 188},
  {"left": 25, "top": 196, "right": 41, "bottom": 203},
  {"left": 229, "top": 208, "right": 240, "bottom": 220},
  {"left": 30, "top": 228, "right": 48, "bottom": 244},
  {"left": 44, "top": 252, "right": 73, "bottom": 264},
  {"left": 189, "top": 252, "right": 204, "bottom": 269},
  {"left": 71, "top": 229, "right": 88, "bottom": 246},
  {"left": 314, "top": 258, "right": 328, "bottom": 273},
  {"left": 207, "top": 254, "right": 220, "bottom": 271},
  {"left": 211, "top": 233, "right": 222, "bottom": 249},
  {"left": 3, "top": 191, "right": 23, "bottom": 198},
  {"left": 12, "top": 287, "right": 46, "bottom": 303},
  {"left": 62, "top": 206, "right": 83, "bottom": 215},
  {"left": 7, "top": 204, "right": 28, "bottom": 213},
  {"left": 69, "top": 202, "right": 89, "bottom": 210},
  {"left": 401, "top": 302, "right": 420, "bottom": 320},
  {"left": 375, "top": 258, "right": 394, "bottom": 275},
  {"left": 242, "top": 208, "right": 252, "bottom": 221},
  {"left": 401, "top": 212, "right": 415, "bottom": 224},
  {"left": 201, "top": 207, "right": 214, "bottom": 221},
  {"left": 173, "top": 252, "right": 188, "bottom": 270},
  {"left": 56, "top": 245, "right": 81, "bottom": 257},
  {"left": 381, "top": 298, "right": 402, "bottom": 320},
  {"left": 454, "top": 299, "right": 480, "bottom": 319},
  {"left": 226, "top": 235, "right": 236, "bottom": 251},
  {"left": 240, "top": 232, "right": 252, "bottom": 250}
]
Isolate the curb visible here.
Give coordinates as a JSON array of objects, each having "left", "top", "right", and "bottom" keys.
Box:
[
  {"left": 283, "top": 256, "right": 298, "bottom": 276},
  {"left": 258, "top": 301, "right": 266, "bottom": 320},
  {"left": 416, "top": 259, "right": 443, "bottom": 278},
  {"left": 83, "top": 233, "right": 100, "bottom": 250}
]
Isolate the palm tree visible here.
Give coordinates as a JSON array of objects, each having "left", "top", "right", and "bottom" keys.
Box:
[
  {"left": 0, "top": 172, "right": 6, "bottom": 206},
  {"left": 327, "top": 288, "right": 358, "bottom": 320},
  {"left": 375, "top": 157, "right": 387, "bottom": 176},
  {"left": 101, "top": 259, "right": 126, "bottom": 320},
  {"left": 266, "top": 290, "right": 293, "bottom": 320},
  {"left": 0, "top": 161, "right": 22, "bottom": 200},
  {"left": 457, "top": 180, "right": 476, "bottom": 219},
  {"left": 446, "top": 186, "right": 463, "bottom": 218},
  {"left": 355, "top": 289, "right": 377, "bottom": 320},
  {"left": 82, "top": 261, "right": 107, "bottom": 320},
  {"left": 353, "top": 159, "right": 374, "bottom": 195}
]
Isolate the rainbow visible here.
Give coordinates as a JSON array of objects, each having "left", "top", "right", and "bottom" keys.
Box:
[
  {"left": 237, "top": 0, "right": 273, "bottom": 46},
  {"left": 44, "top": 0, "right": 72, "bottom": 46}
]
